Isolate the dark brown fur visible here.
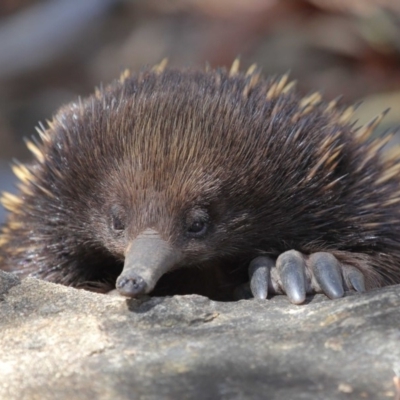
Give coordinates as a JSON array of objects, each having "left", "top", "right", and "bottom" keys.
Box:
[{"left": 1, "top": 64, "right": 400, "bottom": 299}]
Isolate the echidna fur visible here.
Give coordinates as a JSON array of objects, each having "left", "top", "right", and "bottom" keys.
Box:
[{"left": 1, "top": 60, "right": 400, "bottom": 300}]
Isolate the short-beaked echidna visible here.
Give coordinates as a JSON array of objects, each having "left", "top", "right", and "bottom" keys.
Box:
[{"left": 1, "top": 60, "right": 400, "bottom": 304}]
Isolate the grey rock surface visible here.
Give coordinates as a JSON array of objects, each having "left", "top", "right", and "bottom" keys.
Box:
[{"left": 1, "top": 269, "right": 400, "bottom": 400}]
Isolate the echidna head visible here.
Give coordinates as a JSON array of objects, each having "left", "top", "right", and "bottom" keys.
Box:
[
  {"left": 93, "top": 169, "right": 238, "bottom": 297},
  {"left": 84, "top": 162, "right": 256, "bottom": 297}
]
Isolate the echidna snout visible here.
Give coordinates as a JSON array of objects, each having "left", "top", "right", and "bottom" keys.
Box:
[{"left": 116, "top": 229, "right": 183, "bottom": 297}]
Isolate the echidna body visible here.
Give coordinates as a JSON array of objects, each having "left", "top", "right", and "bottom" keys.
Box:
[{"left": 1, "top": 62, "right": 400, "bottom": 303}]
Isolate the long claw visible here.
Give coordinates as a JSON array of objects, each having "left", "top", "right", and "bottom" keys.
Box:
[
  {"left": 346, "top": 267, "right": 366, "bottom": 293},
  {"left": 248, "top": 256, "right": 275, "bottom": 299},
  {"left": 276, "top": 250, "right": 306, "bottom": 304},
  {"left": 309, "top": 252, "right": 344, "bottom": 299}
]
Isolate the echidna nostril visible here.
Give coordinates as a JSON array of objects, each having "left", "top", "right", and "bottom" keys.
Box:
[{"left": 116, "top": 272, "right": 147, "bottom": 297}]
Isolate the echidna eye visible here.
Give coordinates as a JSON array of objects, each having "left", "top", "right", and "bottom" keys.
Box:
[
  {"left": 187, "top": 219, "right": 207, "bottom": 237},
  {"left": 112, "top": 215, "right": 125, "bottom": 231},
  {"left": 110, "top": 208, "right": 125, "bottom": 232}
]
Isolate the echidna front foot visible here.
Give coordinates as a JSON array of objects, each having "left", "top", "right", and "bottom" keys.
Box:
[{"left": 248, "top": 250, "right": 366, "bottom": 304}]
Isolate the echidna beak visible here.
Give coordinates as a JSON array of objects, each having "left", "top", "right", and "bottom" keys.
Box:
[{"left": 116, "top": 229, "right": 182, "bottom": 297}]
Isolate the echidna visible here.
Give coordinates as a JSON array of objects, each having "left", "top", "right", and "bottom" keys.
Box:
[{"left": 1, "top": 60, "right": 400, "bottom": 304}]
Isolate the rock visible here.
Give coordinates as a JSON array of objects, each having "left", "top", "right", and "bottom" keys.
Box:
[{"left": 0, "top": 269, "right": 400, "bottom": 400}]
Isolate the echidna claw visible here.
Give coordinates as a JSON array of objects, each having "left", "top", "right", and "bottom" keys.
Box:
[
  {"left": 309, "top": 252, "right": 344, "bottom": 299},
  {"left": 345, "top": 267, "right": 366, "bottom": 293},
  {"left": 248, "top": 256, "right": 274, "bottom": 299},
  {"left": 276, "top": 250, "right": 307, "bottom": 304},
  {"left": 247, "top": 249, "right": 366, "bottom": 304}
]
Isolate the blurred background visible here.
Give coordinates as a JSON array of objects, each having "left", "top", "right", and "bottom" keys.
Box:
[{"left": 1, "top": 0, "right": 400, "bottom": 223}]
